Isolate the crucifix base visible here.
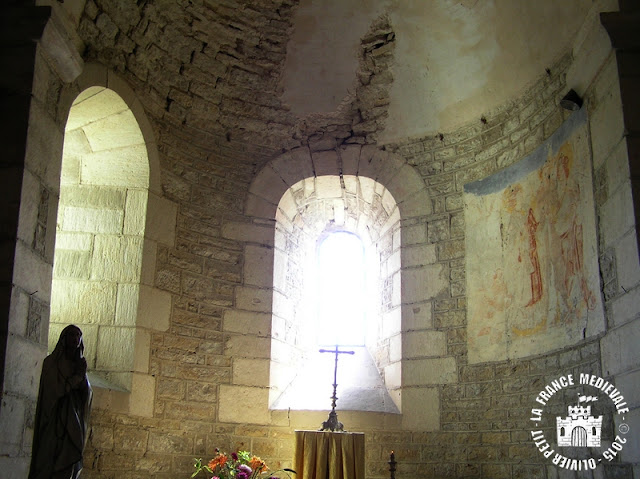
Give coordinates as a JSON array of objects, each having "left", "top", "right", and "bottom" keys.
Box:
[
  {"left": 320, "top": 409, "right": 344, "bottom": 432},
  {"left": 318, "top": 346, "right": 354, "bottom": 432}
]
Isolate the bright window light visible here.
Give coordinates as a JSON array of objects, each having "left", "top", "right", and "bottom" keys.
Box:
[{"left": 316, "top": 231, "right": 366, "bottom": 346}]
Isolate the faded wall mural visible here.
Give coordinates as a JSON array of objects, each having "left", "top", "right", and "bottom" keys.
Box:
[{"left": 464, "top": 109, "right": 605, "bottom": 363}]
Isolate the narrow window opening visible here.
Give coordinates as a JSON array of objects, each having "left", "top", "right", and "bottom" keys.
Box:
[
  {"left": 269, "top": 176, "right": 401, "bottom": 414},
  {"left": 316, "top": 231, "right": 365, "bottom": 347}
]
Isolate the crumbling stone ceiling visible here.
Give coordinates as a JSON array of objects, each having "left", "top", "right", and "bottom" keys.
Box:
[
  {"left": 283, "top": 0, "right": 595, "bottom": 141},
  {"left": 76, "top": 0, "right": 594, "bottom": 149}
]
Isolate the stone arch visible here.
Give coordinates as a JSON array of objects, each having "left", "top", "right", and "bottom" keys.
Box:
[
  {"left": 51, "top": 64, "right": 176, "bottom": 416},
  {"left": 242, "top": 144, "right": 435, "bottom": 424},
  {"left": 246, "top": 145, "right": 431, "bottom": 221},
  {"left": 61, "top": 63, "right": 162, "bottom": 196}
]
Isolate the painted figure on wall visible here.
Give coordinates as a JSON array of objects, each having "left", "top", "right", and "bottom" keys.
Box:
[
  {"left": 29, "top": 325, "right": 92, "bottom": 479},
  {"left": 465, "top": 111, "right": 605, "bottom": 363},
  {"left": 499, "top": 143, "right": 598, "bottom": 336}
]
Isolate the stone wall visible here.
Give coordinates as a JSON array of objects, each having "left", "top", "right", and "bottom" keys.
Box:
[
  {"left": 595, "top": 6, "right": 640, "bottom": 472},
  {"left": 84, "top": 45, "right": 631, "bottom": 478},
  {"left": 0, "top": 5, "right": 66, "bottom": 477},
  {"left": 1, "top": 1, "right": 639, "bottom": 479}
]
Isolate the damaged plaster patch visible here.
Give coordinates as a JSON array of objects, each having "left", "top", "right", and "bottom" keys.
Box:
[
  {"left": 280, "top": 0, "right": 384, "bottom": 115},
  {"left": 286, "top": 12, "right": 397, "bottom": 148}
]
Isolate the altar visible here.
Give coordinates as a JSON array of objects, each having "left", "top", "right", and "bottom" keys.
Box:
[{"left": 294, "top": 430, "right": 365, "bottom": 479}]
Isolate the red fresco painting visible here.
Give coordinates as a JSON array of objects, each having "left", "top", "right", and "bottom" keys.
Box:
[{"left": 465, "top": 122, "right": 605, "bottom": 363}]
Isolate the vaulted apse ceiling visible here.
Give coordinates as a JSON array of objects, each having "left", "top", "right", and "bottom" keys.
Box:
[{"left": 280, "top": 0, "right": 598, "bottom": 142}]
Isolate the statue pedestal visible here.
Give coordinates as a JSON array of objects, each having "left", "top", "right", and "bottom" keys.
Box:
[{"left": 294, "top": 430, "right": 365, "bottom": 479}]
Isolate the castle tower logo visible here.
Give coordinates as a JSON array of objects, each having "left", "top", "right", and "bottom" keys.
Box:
[
  {"left": 529, "top": 372, "right": 631, "bottom": 471},
  {"left": 556, "top": 395, "right": 602, "bottom": 447}
]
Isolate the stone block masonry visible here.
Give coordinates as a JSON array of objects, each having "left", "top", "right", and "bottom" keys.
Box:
[
  {"left": 4, "top": 2, "right": 636, "bottom": 479},
  {"left": 81, "top": 23, "right": 621, "bottom": 479},
  {"left": 81, "top": 51, "right": 594, "bottom": 478}
]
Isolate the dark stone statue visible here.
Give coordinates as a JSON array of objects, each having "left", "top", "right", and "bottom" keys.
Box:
[{"left": 29, "top": 325, "right": 92, "bottom": 479}]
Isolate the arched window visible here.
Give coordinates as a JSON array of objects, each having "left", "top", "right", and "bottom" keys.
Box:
[
  {"left": 269, "top": 175, "right": 401, "bottom": 413},
  {"left": 226, "top": 145, "right": 437, "bottom": 429},
  {"left": 316, "top": 231, "right": 366, "bottom": 346},
  {"left": 50, "top": 87, "right": 149, "bottom": 391}
]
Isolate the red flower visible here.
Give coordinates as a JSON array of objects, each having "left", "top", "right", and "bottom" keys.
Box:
[
  {"left": 208, "top": 453, "right": 228, "bottom": 470},
  {"left": 250, "top": 456, "right": 268, "bottom": 474}
]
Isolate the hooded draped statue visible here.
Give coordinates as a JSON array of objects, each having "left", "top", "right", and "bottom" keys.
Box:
[{"left": 29, "top": 325, "right": 92, "bottom": 479}]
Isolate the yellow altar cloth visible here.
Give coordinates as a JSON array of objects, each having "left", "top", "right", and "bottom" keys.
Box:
[{"left": 294, "top": 430, "right": 365, "bottom": 479}]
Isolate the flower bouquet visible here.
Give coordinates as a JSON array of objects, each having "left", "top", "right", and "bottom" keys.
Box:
[{"left": 192, "top": 450, "right": 295, "bottom": 479}]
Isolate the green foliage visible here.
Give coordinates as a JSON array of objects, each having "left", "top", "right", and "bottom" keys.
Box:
[{"left": 191, "top": 450, "right": 296, "bottom": 479}]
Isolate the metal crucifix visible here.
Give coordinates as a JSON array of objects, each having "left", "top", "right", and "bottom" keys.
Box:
[{"left": 318, "top": 345, "right": 354, "bottom": 432}]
